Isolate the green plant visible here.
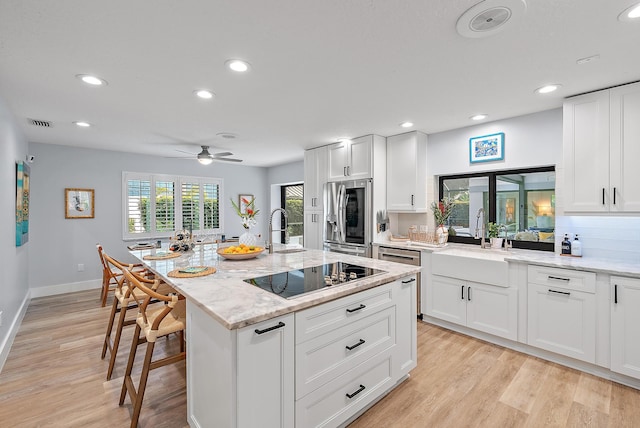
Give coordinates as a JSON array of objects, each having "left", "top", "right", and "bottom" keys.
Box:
[
  {"left": 487, "top": 222, "right": 502, "bottom": 238},
  {"left": 431, "top": 197, "right": 455, "bottom": 225}
]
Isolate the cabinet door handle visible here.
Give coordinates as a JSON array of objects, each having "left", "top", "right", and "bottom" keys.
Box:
[
  {"left": 602, "top": 188, "right": 605, "bottom": 205},
  {"left": 613, "top": 187, "right": 617, "bottom": 205},
  {"left": 347, "top": 166, "right": 351, "bottom": 176},
  {"left": 411, "top": 194, "right": 415, "bottom": 206},
  {"left": 402, "top": 278, "right": 416, "bottom": 284},
  {"left": 461, "top": 285, "right": 465, "bottom": 300},
  {"left": 468, "top": 286, "right": 471, "bottom": 301},
  {"left": 548, "top": 289, "right": 571, "bottom": 296},
  {"left": 346, "top": 304, "right": 366, "bottom": 313},
  {"left": 346, "top": 384, "right": 366, "bottom": 399},
  {"left": 346, "top": 339, "right": 366, "bottom": 350},
  {"left": 254, "top": 321, "right": 285, "bottom": 335},
  {"left": 614, "top": 284, "right": 618, "bottom": 304},
  {"left": 548, "top": 275, "right": 570, "bottom": 282}
]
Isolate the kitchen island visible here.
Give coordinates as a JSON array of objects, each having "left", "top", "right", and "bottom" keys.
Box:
[{"left": 131, "top": 245, "right": 419, "bottom": 428}]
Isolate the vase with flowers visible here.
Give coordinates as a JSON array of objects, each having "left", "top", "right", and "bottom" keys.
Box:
[
  {"left": 231, "top": 196, "right": 260, "bottom": 246},
  {"left": 431, "top": 197, "right": 455, "bottom": 244}
]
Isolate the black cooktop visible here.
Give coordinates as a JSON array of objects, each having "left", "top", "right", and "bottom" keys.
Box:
[{"left": 244, "top": 262, "right": 385, "bottom": 299}]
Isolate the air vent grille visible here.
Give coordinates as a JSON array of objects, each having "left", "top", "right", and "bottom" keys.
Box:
[{"left": 28, "top": 118, "right": 53, "bottom": 127}]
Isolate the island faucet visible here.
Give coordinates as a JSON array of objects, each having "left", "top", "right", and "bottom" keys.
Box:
[
  {"left": 268, "top": 208, "right": 289, "bottom": 254},
  {"left": 475, "top": 208, "right": 488, "bottom": 249}
]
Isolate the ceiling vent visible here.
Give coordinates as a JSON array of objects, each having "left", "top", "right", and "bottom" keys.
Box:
[
  {"left": 28, "top": 118, "right": 53, "bottom": 127},
  {"left": 217, "top": 132, "right": 237, "bottom": 139},
  {"left": 457, "top": 0, "right": 527, "bottom": 38}
]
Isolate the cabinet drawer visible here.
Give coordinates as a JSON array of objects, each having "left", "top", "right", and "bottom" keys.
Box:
[
  {"left": 296, "top": 282, "right": 394, "bottom": 344},
  {"left": 295, "top": 349, "right": 394, "bottom": 428},
  {"left": 296, "top": 306, "right": 395, "bottom": 399},
  {"left": 527, "top": 265, "right": 596, "bottom": 293}
]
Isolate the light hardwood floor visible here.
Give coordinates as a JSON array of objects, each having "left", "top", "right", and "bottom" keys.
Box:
[{"left": 2, "top": 290, "right": 640, "bottom": 427}]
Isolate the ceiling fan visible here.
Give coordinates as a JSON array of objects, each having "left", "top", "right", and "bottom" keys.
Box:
[{"left": 175, "top": 146, "right": 243, "bottom": 165}]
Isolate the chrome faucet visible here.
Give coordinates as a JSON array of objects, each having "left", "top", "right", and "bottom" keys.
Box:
[
  {"left": 498, "top": 224, "right": 512, "bottom": 250},
  {"left": 268, "top": 208, "right": 289, "bottom": 254},
  {"left": 475, "top": 208, "right": 488, "bottom": 248}
]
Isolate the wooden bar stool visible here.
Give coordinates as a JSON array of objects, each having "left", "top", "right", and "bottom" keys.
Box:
[
  {"left": 119, "top": 268, "right": 186, "bottom": 428},
  {"left": 96, "top": 244, "right": 146, "bottom": 307},
  {"left": 101, "top": 255, "right": 175, "bottom": 380}
]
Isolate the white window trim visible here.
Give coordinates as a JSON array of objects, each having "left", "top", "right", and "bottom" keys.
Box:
[{"left": 122, "top": 171, "right": 225, "bottom": 241}]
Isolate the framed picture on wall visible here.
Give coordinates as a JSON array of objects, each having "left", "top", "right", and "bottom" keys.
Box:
[
  {"left": 469, "top": 132, "right": 505, "bottom": 163},
  {"left": 238, "top": 194, "right": 254, "bottom": 215},
  {"left": 65, "top": 188, "right": 95, "bottom": 219}
]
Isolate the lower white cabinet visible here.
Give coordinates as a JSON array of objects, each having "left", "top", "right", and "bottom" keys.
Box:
[
  {"left": 611, "top": 276, "right": 640, "bottom": 379},
  {"left": 426, "top": 274, "right": 517, "bottom": 341},
  {"left": 187, "top": 277, "right": 416, "bottom": 428},
  {"left": 527, "top": 266, "right": 596, "bottom": 363}
]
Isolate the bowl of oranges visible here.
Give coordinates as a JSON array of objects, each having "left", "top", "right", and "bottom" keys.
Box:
[{"left": 217, "top": 244, "right": 265, "bottom": 260}]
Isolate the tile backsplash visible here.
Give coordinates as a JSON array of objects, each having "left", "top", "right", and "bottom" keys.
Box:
[{"left": 555, "top": 216, "right": 640, "bottom": 263}]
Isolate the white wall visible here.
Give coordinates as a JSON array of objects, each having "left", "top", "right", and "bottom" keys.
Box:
[
  {"left": 0, "top": 97, "right": 30, "bottom": 370},
  {"left": 28, "top": 143, "right": 271, "bottom": 293}
]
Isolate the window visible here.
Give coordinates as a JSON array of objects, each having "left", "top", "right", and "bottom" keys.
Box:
[
  {"left": 280, "top": 184, "right": 303, "bottom": 244},
  {"left": 123, "top": 172, "right": 223, "bottom": 240},
  {"left": 439, "top": 166, "right": 555, "bottom": 251}
]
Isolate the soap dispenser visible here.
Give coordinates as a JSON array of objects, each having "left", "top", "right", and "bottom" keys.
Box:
[
  {"left": 561, "top": 234, "right": 572, "bottom": 255},
  {"left": 571, "top": 234, "right": 582, "bottom": 257}
]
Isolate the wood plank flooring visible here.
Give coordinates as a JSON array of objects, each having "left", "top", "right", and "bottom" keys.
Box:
[{"left": 2, "top": 290, "right": 640, "bottom": 427}]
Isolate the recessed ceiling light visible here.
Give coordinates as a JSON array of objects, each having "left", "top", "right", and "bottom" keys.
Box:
[
  {"left": 194, "top": 89, "right": 214, "bottom": 99},
  {"left": 76, "top": 74, "right": 107, "bottom": 86},
  {"left": 535, "top": 84, "right": 562, "bottom": 94},
  {"left": 400, "top": 122, "right": 414, "bottom": 128},
  {"left": 470, "top": 114, "right": 488, "bottom": 121},
  {"left": 74, "top": 121, "right": 91, "bottom": 127},
  {"left": 226, "top": 59, "right": 251, "bottom": 72},
  {"left": 619, "top": 2, "right": 640, "bottom": 21}
]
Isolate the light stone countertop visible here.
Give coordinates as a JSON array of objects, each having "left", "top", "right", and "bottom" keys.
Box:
[
  {"left": 374, "top": 240, "right": 640, "bottom": 278},
  {"left": 130, "top": 245, "right": 420, "bottom": 330}
]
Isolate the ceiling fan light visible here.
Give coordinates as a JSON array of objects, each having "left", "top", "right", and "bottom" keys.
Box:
[{"left": 198, "top": 157, "right": 213, "bottom": 165}]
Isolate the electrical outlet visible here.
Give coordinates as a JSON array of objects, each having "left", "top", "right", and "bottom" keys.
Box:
[{"left": 77, "top": 264, "right": 85, "bottom": 272}]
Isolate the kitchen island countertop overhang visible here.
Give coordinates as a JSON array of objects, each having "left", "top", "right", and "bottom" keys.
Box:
[{"left": 130, "top": 246, "right": 421, "bottom": 330}]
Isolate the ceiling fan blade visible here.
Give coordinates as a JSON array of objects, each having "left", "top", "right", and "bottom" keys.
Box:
[
  {"left": 212, "top": 151, "right": 233, "bottom": 157},
  {"left": 214, "top": 157, "right": 243, "bottom": 163},
  {"left": 175, "top": 148, "right": 196, "bottom": 155}
]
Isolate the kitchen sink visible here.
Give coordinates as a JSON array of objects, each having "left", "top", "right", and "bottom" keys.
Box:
[{"left": 273, "top": 248, "right": 306, "bottom": 254}]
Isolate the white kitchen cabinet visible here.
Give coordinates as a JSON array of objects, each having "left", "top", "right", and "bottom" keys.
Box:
[
  {"left": 386, "top": 131, "right": 427, "bottom": 212},
  {"left": 187, "top": 302, "right": 294, "bottom": 428},
  {"left": 303, "top": 146, "right": 327, "bottom": 211},
  {"left": 304, "top": 146, "right": 327, "bottom": 250},
  {"left": 295, "top": 276, "right": 416, "bottom": 427},
  {"left": 611, "top": 276, "right": 640, "bottom": 379},
  {"left": 527, "top": 265, "right": 596, "bottom": 363},
  {"left": 426, "top": 274, "right": 517, "bottom": 341},
  {"left": 327, "top": 135, "right": 373, "bottom": 181},
  {"left": 563, "top": 81, "right": 640, "bottom": 213}
]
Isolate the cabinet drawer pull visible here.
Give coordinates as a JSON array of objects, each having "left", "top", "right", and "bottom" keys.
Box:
[
  {"left": 602, "top": 188, "right": 605, "bottom": 205},
  {"left": 548, "top": 275, "right": 570, "bottom": 282},
  {"left": 346, "top": 339, "right": 366, "bottom": 351},
  {"left": 468, "top": 286, "right": 471, "bottom": 301},
  {"left": 402, "top": 278, "right": 416, "bottom": 284},
  {"left": 411, "top": 194, "right": 415, "bottom": 206},
  {"left": 461, "top": 285, "right": 465, "bottom": 300},
  {"left": 346, "top": 304, "right": 366, "bottom": 313},
  {"left": 613, "top": 187, "right": 617, "bottom": 205},
  {"left": 614, "top": 284, "right": 618, "bottom": 304},
  {"left": 346, "top": 384, "right": 366, "bottom": 399},
  {"left": 548, "top": 289, "right": 571, "bottom": 296},
  {"left": 254, "top": 321, "right": 285, "bottom": 335}
]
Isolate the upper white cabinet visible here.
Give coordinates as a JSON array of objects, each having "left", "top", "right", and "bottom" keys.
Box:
[
  {"left": 327, "top": 135, "right": 373, "bottom": 181},
  {"left": 386, "top": 131, "right": 427, "bottom": 212},
  {"left": 303, "top": 146, "right": 327, "bottom": 211},
  {"left": 611, "top": 276, "right": 640, "bottom": 379},
  {"left": 563, "top": 81, "right": 640, "bottom": 213}
]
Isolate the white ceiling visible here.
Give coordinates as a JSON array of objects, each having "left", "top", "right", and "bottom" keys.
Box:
[{"left": 1, "top": 0, "right": 639, "bottom": 167}]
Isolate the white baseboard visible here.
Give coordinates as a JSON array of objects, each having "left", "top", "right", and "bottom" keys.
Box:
[
  {"left": 0, "top": 291, "right": 31, "bottom": 374},
  {"left": 29, "top": 278, "right": 102, "bottom": 298}
]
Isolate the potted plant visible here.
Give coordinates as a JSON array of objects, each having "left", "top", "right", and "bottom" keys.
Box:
[
  {"left": 487, "top": 222, "right": 504, "bottom": 249},
  {"left": 431, "top": 197, "right": 455, "bottom": 244}
]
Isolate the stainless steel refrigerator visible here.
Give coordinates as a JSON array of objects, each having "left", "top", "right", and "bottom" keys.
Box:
[{"left": 323, "top": 179, "right": 372, "bottom": 257}]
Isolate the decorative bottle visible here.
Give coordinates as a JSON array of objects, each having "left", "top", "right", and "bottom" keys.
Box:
[
  {"left": 571, "top": 234, "right": 582, "bottom": 257},
  {"left": 561, "top": 234, "right": 572, "bottom": 255}
]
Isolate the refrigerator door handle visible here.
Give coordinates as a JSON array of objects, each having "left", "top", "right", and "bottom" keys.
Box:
[{"left": 338, "top": 184, "right": 347, "bottom": 243}]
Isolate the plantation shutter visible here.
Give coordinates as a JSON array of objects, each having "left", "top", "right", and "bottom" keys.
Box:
[
  {"left": 203, "top": 182, "right": 220, "bottom": 229},
  {"left": 126, "top": 179, "right": 151, "bottom": 234},
  {"left": 181, "top": 182, "right": 200, "bottom": 231},
  {"left": 155, "top": 180, "right": 175, "bottom": 232}
]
